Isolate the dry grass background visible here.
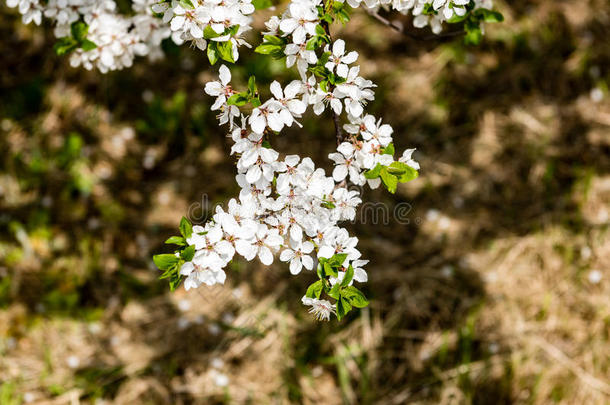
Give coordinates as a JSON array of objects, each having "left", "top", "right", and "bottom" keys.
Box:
[{"left": 0, "top": 0, "right": 609, "bottom": 404}]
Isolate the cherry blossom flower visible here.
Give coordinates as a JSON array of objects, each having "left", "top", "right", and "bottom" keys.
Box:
[
  {"left": 301, "top": 296, "right": 335, "bottom": 321},
  {"left": 280, "top": 240, "right": 315, "bottom": 274}
]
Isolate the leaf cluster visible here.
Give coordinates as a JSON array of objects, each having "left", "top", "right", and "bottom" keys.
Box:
[
  {"left": 305, "top": 253, "right": 369, "bottom": 320},
  {"left": 54, "top": 21, "right": 97, "bottom": 56},
  {"left": 153, "top": 217, "right": 196, "bottom": 291}
]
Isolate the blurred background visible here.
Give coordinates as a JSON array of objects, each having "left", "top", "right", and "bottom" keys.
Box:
[{"left": 1, "top": 0, "right": 609, "bottom": 404}]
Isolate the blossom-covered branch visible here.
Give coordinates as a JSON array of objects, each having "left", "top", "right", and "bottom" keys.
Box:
[
  {"left": 156, "top": 0, "right": 426, "bottom": 321},
  {"left": 7, "top": 0, "right": 503, "bottom": 320}
]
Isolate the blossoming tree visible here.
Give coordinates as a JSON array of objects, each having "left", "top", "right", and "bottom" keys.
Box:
[{"left": 7, "top": 0, "right": 503, "bottom": 321}]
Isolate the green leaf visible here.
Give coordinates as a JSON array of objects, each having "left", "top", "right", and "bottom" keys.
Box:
[
  {"left": 319, "top": 79, "right": 329, "bottom": 93},
  {"left": 336, "top": 296, "right": 352, "bottom": 320},
  {"left": 227, "top": 93, "right": 250, "bottom": 106},
  {"left": 207, "top": 43, "right": 219, "bottom": 65},
  {"left": 250, "top": 97, "right": 261, "bottom": 108},
  {"left": 216, "top": 41, "right": 234, "bottom": 63},
  {"left": 179, "top": 216, "right": 193, "bottom": 239},
  {"left": 328, "top": 283, "right": 341, "bottom": 300},
  {"left": 321, "top": 200, "right": 336, "bottom": 209},
  {"left": 204, "top": 25, "right": 221, "bottom": 39},
  {"left": 397, "top": 167, "right": 418, "bottom": 183},
  {"left": 422, "top": 3, "right": 437, "bottom": 15},
  {"left": 227, "top": 24, "right": 240, "bottom": 36},
  {"left": 169, "top": 273, "right": 183, "bottom": 291},
  {"left": 255, "top": 43, "right": 282, "bottom": 55},
  {"left": 382, "top": 143, "right": 395, "bottom": 156},
  {"left": 380, "top": 168, "right": 398, "bottom": 193},
  {"left": 387, "top": 161, "right": 419, "bottom": 183},
  {"left": 252, "top": 0, "right": 272, "bottom": 9},
  {"left": 80, "top": 39, "right": 97, "bottom": 51},
  {"left": 180, "top": 245, "right": 196, "bottom": 262},
  {"left": 153, "top": 254, "right": 179, "bottom": 271},
  {"left": 476, "top": 8, "right": 504, "bottom": 23},
  {"left": 341, "top": 286, "right": 369, "bottom": 308},
  {"left": 247, "top": 76, "right": 257, "bottom": 95},
  {"left": 178, "top": 0, "right": 195, "bottom": 10},
  {"left": 464, "top": 19, "right": 483, "bottom": 45},
  {"left": 54, "top": 37, "right": 78, "bottom": 56},
  {"left": 364, "top": 163, "right": 383, "bottom": 179},
  {"left": 306, "top": 280, "right": 324, "bottom": 299},
  {"left": 70, "top": 21, "right": 89, "bottom": 42},
  {"left": 340, "top": 265, "right": 354, "bottom": 287},
  {"left": 165, "top": 236, "right": 186, "bottom": 246},
  {"left": 329, "top": 253, "right": 348, "bottom": 266},
  {"left": 261, "top": 140, "right": 272, "bottom": 149},
  {"left": 324, "top": 262, "right": 337, "bottom": 277},
  {"left": 317, "top": 262, "right": 325, "bottom": 279},
  {"left": 263, "top": 35, "right": 284, "bottom": 45}
]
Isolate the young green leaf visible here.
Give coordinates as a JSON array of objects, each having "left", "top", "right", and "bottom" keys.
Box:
[
  {"left": 81, "top": 39, "right": 97, "bottom": 51},
  {"left": 382, "top": 143, "right": 395, "bottom": 156},
  {"left": 364, "top": 163, "right": 383, "bottom": 179},
  {"left": 70, "top": 21, "right": 89, "bottom": 42},
  {"left": 153, "top": 254, "right": 179, "bottom": 271},
  {"left": 306, "top": 280, "right": 324, "bottom": 299},
  {"left": 341, "top": 286, "right": 369, "bottom": 308},
  {"left": 252, "top": 0, "right": 272, "bottom": 9},
  {"left": 380, "top": 167, "right": 398, "bottom": 193},
  {"left": 329, "top": 253, "right": 348, "bottom": 266},
  {"left": 328, "top": 283, "right": 341, "bottom": 300},
  {"left": 165, "top": 236, "right": 186, "bottom": 246},
  {"left": 217, "top": 41, "right": 235, "bottom": 63},
  {"left": 207, "top": 43, "right": 219, "bottom": 65},
  {"left": 336, "top": 296, "right": 352, "bottom": 320},
  {"left": 178, "top": 0, "right": 195, "bottom": 10},
  {"left": 180, "top": 245, "right": 195, "bottom": 262},
  {"left": 179, "top": 217, "right": 193, "bottom": 239},
  {"left": 340, "top": 265, "right": 354, "bottom": 287}
]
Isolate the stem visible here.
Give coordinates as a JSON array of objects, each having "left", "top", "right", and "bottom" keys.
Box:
[
  {"left": 365, "top": 9, "right": 465, "bottom": 41},
  {"left": 320, "top": 11, "right": 344, "bottom": 146},
  {"left": 332, "top": 109, "right": 344, "bottom": 145}
]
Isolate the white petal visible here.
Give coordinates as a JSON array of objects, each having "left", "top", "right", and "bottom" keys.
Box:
[
  {"left": 289, "top": 258, "right": 302, "bottom": 275},
  {"left": 219, "top": 65, "right": 231, "bottom": 85},
  {"left": 302, "top": 241, "right": 314, "bottom": 254},
  {"left": 333, "top": 39, "right": 345, "bottom": 57},
  {"left": 290, "top": 224, "right": 302, "bottom": 242},
  {"left": 250, "top": 114, "right": 266, "bottom": 134},
  {"left": 332, "top": 165, "right": 348, "bottom": 182},
  {"left": 235, "top": 240, "right": 256, "bottom": 260},
  {"left": 343, "top": 51, "right": 358, "bottom": 64},
  {"left": 267, "top": 112, "right": 284, "bottom": 132},
  {"left": 301, "top": 255, "right": 314, "bottom": 270},
  {"left": 170, "top": 15, "right": 185, "bottom": 31},
  {"left": 258, "top": 246, "right": 274, "bottom": 265},
  {"left": 269, "top": 81, "right": 283, "bottom": 99},
  {"left": 246, "top": 165, "right": 262, "bottom": 184},
  {"left": 280, "top": 249, "right": 295, "bottom": 261}
]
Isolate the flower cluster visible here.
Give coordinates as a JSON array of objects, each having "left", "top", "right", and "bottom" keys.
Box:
[
  {"left": 153, "top": 0, "right": 255, "bottom": 60},
  {"left": 7, "top": 0, "right": 500, "bottom": 73},
  {"left": 9, "top": 0, "right": 502, "bottom": 320},
  {"left": 156, "top": 0, "right": 426, "bottom": 320},
  {"left": 6, "top": 0, "right": 171, "bottom": 72},
  {"left": 344, "top": 0, "right": 495, "bottom": 34}
]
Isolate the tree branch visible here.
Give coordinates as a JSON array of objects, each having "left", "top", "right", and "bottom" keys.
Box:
[
  {"left": 365, "top": 9, "right": 465, "bottom": 41},
  {"left": 320, "top": 16, "right": 345, "bottom": 146}
]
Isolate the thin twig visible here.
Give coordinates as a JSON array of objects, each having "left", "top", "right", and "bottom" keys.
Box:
[
  {"left": 320, "top": 15, "right": 344, "bottom": 146},
  {"left": 332, "top": 109, "right": 344, "bottom": 145},
  {"left": 365, "top": 9, "right": 465, "bottom": 41}
]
